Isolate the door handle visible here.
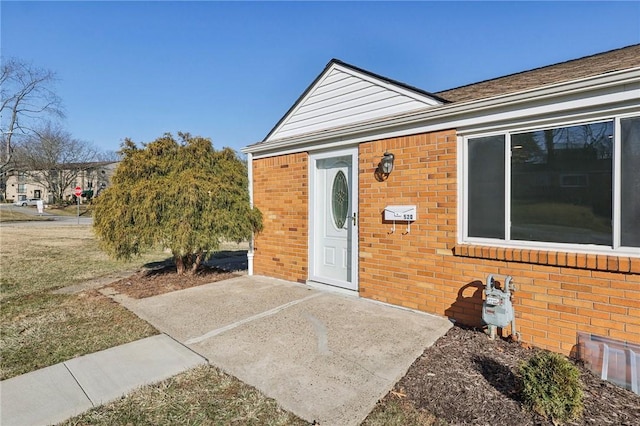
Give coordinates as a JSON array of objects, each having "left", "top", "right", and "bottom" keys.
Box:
[{"left": 351, "top": 212, "right": 357, "bottom": 227}]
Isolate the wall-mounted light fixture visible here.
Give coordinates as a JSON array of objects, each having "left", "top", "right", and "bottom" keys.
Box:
[
  {"left": 379, "top": 152, "right": 394, "bottom": 174},
  {"left": 374, "top": 151, "right": 395, "bottom": 182}
]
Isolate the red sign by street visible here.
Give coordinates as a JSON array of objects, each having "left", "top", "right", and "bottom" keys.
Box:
[{"left": 74, "top": 186, "right": 82, "bottom": 197}]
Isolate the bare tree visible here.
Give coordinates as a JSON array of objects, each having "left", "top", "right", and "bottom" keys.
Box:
[
  {"left": 13, "top": 122, "right": 98, "bottom": 203},
  {"left": 1, "top": 58, "right": 64, "bottom": 198},
  {"left": 96, "top": 150, "right": 121, "bottom": 162}
]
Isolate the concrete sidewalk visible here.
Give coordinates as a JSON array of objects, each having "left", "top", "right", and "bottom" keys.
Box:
[
  {"left": 0, "top": 334, "right": 206, "bottom": 426},
  {"left": 108, "top": 275, "right": 452, "bottom": 426}
]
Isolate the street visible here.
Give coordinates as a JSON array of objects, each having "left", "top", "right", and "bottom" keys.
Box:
[{"left": 0, "top": 204, "right": 93, "bottom": 226}]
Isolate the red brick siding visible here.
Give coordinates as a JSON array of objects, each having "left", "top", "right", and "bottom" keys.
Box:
[
  {"left": 358, "top": 130, "right": 640, "bottom": 355},
  {"left": 252, "top": 153, "right": 308, "bottom": 283}
]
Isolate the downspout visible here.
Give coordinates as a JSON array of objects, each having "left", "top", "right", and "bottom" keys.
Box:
[{"left": 247, "top": 152, "right": 254, "bottom": 276}]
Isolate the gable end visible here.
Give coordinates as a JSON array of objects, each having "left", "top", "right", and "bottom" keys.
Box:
[{"left": 264, "top": 59, "right": 445, "bottom": 142}]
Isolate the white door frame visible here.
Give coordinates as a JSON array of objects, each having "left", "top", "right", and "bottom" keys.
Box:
[{"left": 308, "top": 146, "right": 359, "bottom": 291}]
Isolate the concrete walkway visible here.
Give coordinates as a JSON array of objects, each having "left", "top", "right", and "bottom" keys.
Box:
[
  {"left": 0, "top": 334, "right": 206, "bottom": 426},
  {"left": 107, "top": 275, "right": 452, "bottom": 425}
]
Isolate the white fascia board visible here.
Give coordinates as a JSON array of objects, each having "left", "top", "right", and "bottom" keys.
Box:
[{"left": 244, "top": 67, "right": 640, "bottom": 157}]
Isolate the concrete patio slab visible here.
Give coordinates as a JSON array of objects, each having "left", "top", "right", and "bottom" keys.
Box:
[
  {"left": 121, "top": 275, "right": 452, "bottom": 426},
  {"left": 108, "top": 275, "right": 318, "bottom": 342}
]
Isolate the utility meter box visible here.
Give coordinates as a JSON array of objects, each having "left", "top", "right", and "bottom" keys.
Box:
[
  {"left": 482, "top": 275, "right": 514, "bottom": 328},
  {"left": 384, "top": 205, "right": 417, "bottom": 221}
]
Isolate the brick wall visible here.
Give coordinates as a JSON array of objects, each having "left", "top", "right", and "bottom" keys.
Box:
[
  {"left": 252, "top": 153, "right": 308, "bottom": 283},
  {"left": 358, "top": 130, "right": 640, "bottom": 355}
]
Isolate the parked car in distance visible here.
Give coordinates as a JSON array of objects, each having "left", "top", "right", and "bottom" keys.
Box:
[{"left": 14, "top": 198, "right": 43, "bottom": 207}]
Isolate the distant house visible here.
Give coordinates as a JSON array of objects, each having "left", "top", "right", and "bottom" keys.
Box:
[
  {"left": 243, "top": 44, "right": 640, "bottom": 356},
  {"left": 5, "top": 161, "right": 118, "bottom": 204}
]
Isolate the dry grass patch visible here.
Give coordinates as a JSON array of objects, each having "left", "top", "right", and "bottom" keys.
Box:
[
  {"left": 46, "top": 204, "right": 92, "bottom": 217},
  {"left": 0, "top": 224, "right": 167, "bottom": 379},
  {"left": 0, "top": 225, "right": 167, "bottom": 299},
  {"left": 362, "top": 396, "right": 438, "bottom": 426},
  {"left": 61, "top": 365, "right": 308, "bottom": 426},
  {"left": 1, "top": 291, "right": 156, "bottom": 379},
  {"left": 0, "top": 208, "right": 50, "bottom": 222}
]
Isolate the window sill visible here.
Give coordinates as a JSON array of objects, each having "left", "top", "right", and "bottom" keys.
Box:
[{"left": 452, "top": 244, "right": 640, "bottom": 274}]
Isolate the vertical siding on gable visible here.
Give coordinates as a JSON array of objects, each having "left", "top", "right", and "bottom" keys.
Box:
[
  {"left": 358, "top": 131, "right": 640, "bottom": 355},
  {"left": 252, "top": 153, "right": 308, "bottom": 283}
]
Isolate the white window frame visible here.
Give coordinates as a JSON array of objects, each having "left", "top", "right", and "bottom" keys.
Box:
[{"left": 461, "top": 114, "right": 640, "bottom": 256}]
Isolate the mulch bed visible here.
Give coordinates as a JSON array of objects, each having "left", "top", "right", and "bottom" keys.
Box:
[
  {"left": 383, "top": 325, "right": 640, "bottom": 425},
  {"left": 108, "top": 265, "right": 237, "bottom": 299}
]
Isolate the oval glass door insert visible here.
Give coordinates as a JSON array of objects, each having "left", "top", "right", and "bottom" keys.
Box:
[{"left": 332, "top": 170, "right": 349, "bottom": 228}]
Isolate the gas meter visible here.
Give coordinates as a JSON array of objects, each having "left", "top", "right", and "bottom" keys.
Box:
[{"left": 482, "top": 274, "right": 514, "bottom": 328}]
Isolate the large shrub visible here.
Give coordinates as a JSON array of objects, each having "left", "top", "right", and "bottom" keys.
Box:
[
  {"left": 518, "top": 351, "right": 583, "bottom": 424},
  {"left": 93, "top": 133, "right": 262, "bottom": 274}
]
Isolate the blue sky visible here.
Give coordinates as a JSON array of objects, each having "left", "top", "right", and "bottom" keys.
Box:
[{"left": 2, "top": 1, "right": 639, "bottom": 155}]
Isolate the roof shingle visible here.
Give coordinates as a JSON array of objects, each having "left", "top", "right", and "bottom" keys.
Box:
[{"left": 435, "top": 44, "right": 640, "bottom": 103}]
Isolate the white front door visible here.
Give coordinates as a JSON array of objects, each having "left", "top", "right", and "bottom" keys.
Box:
[{"left": 309, "top": 148, "right": 358, "bottom": 291}]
